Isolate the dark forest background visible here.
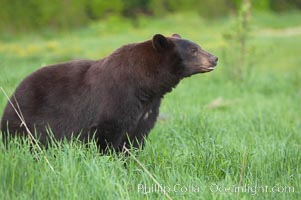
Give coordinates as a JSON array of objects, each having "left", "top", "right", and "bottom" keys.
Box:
[{"left": 0, "top": 0, "right": 300, "bottom": 32}]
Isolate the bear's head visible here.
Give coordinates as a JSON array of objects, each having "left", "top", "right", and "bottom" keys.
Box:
[{"left": 152, "top": 34, "right": 218, "bottom": 78}]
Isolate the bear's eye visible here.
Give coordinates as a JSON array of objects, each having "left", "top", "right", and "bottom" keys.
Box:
[{"left": 190, "top": 48, "right": 198, "bottom": 56}]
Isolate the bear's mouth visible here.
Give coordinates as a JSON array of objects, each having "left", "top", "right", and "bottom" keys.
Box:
[
  {"left": 183, "top": 64, "right": 216, "bottom": 77},
  {"left": 200, "top": 66, "right": 215, "bottom": 73}
]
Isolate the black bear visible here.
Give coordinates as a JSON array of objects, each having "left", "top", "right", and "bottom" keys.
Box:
[{"left": 1, "top": 34, "right": 218, "bottom": 151}]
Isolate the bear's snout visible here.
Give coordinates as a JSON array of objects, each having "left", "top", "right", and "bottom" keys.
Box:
[{"left": 209, "top": 56, "right": 218, "bottom": 66}]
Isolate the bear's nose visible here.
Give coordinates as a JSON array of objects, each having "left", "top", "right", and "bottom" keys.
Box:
[{"left": 209, "top": 56, "right": 218, "bottom": 66}]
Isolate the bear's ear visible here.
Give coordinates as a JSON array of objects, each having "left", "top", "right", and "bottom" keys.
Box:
[
  {"left": 152, "top": 34, "right": 170, "bottom": 52},
  {"left": 172, "top": 34, "right": 181, "bottom": 39}
]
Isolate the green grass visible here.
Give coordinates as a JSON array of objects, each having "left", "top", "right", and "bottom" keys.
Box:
[{"left": 0, "top": 12, "right": 301, "bottom": 199}]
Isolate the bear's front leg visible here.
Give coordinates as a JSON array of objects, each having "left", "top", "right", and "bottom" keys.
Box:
[
  {"left": 90, "top": 119, "right": 126, "bottom": 152},
  {"left": 122, "top": 99, "right": 161, "bottom": 150}
]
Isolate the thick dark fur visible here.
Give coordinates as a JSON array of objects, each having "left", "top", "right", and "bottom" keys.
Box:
[{"left": 1, "top": 34, "right": 218, "bottom": 151}]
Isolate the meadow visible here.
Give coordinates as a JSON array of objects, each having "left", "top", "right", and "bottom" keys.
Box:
[{"left": 0, "top": 12, "right": 300, "bottom": 199}]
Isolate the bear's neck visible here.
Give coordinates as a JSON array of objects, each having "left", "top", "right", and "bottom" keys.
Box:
[{"left": 135, "top": 72, "right": 180, "bottom": 103}]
